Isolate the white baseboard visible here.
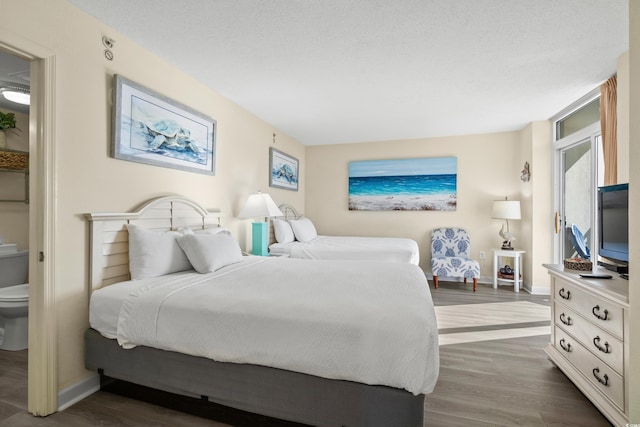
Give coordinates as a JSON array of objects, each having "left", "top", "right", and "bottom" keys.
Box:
[
  {"left": 523, "top": 282, "right": 551, "bottom": 295},
  {"left": 57, "top": 373, "right": 100, "bottom": 411},
  {"left": 425, "top": 272, "right": 550, "bottom": 295}
]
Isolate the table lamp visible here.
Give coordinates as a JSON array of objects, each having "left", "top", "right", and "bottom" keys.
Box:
[
  {"left": 492, "top": 197, "right": 521, "bottom": 250},
  {"left": 238, "top": 191, "right": 283, "bottom": 256}
]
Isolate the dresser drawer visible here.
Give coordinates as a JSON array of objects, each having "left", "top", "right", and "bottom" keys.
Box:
[
  {"left": 554, "top": 304, "right": 623, "bottom": 374},
  {"left": 554, "top": 280, "right": 623, "bottom": 339},
  {"left": 554, "top": 327, "right": 624, "bottom": 410}
]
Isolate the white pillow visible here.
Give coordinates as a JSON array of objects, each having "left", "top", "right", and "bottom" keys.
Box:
[
  {"left": 177, "top": 232, "right": 244, "bottom": 273},
  {"left": 179, "top": 227, "right": 231, "bottom": 236},
  {"left": 289, "top": 217, "right": 318, "bottom": 242},
  {"left": 273, "top": 218, "right": 295, "bottom": 243},
  {"left": 127, "top": 224, "right": 193, "bottom": 280}
]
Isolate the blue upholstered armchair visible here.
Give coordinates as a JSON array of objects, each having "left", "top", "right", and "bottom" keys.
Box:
[{"left": 431, "top": 227, "right": 480, "bottom": 292}]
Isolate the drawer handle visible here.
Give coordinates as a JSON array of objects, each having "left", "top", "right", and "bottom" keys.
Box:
[
  {"left": 592, "top": 368, "right": 609, "bottom": 386},
  {"left": 558, "top": 288, "right": 571, "bottom": 300},
  {"left": 559, "top": 313, "right": 572, "bottom": 326},
  {"left": 593, "top": 336, "right": 611, "bottom": 354},
  {"left": 559, "top": 338, "right": 572, "bottom": 352},
  {"left": 592, "top": 305, "right": 609, "bottom": 321}
]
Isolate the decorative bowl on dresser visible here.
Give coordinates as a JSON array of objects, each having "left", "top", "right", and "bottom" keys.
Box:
[{"left": 543, "top": 264, "right": 629, "bottom": 426}]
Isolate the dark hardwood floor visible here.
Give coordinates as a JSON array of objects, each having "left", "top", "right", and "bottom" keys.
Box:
[
  {"left": 0, "top": 282, "right": 613, "bottom": 426},
  {"left": 426, "top": 281, "right": 612, "bottom": 426}
]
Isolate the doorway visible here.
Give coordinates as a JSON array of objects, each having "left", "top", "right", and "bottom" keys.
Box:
[
  {"left": 0, "top": 48, "right": 31, "bottom": 412},
  {"left": 0, "top": 36, "right": 57, "bottom": 416},
  {"left": 554, "top": 121, "right": 602, "bottom": 264},
  {"left": 559, "top": 136, "right": 597, "bottom": 261}
]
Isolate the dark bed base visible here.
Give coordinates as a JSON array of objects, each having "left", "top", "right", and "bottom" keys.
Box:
[
  {"left": 85, "top": 329, "right": 425, "bottom": 427},
  {"left": 100, "top": 375, "right": 309, "bottom": 426}
]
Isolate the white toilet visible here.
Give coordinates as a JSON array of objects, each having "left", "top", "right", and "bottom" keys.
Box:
[{"left": 0, "top": 249, "right": 29, "bottom": 351}]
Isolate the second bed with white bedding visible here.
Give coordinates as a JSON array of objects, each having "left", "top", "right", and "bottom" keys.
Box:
[
  {"left": 269, "top": 235, "right": 420, "bottom": 265},
  {"left": 90, "top": 256, "right": 439, "bottom": 396}
]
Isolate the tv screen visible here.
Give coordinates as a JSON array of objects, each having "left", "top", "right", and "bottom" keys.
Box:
[{"left": 598, "top": 183, "right": 629, "bottom": 263}]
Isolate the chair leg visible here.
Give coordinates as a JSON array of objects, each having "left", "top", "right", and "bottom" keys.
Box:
[
  {"left": 473, "top": 278, "right": 477, "bottom": 292},
  {"left": 433, "top": 276, "right": 438, "bottom": 289}
]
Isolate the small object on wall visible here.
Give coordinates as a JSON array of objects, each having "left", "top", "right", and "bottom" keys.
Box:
[
  {"left": 521, "top": 162, "right": 530, "bottom": 182},
  {"left": 102, "top": 36, "right": 115, "bottom": 61}
]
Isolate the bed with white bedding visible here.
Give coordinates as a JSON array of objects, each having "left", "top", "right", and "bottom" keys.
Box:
[
  {"left": 85, "top": 195, "right": 439, "bottom": 427},
  {"left": 269, "top": 204, "right": 420, "bottom": 265}
]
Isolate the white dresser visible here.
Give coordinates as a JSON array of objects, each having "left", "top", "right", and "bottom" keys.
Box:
[{"left": 543, "top": 264, "right": 629, "bottom": 426}]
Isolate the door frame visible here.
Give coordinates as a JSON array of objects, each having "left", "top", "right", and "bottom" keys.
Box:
[
  {"left": 0, "top": 29, "right": 58, "bottom": 416},
  {"left": 552, "top": 122, "right": 601, "bottom": 264}
]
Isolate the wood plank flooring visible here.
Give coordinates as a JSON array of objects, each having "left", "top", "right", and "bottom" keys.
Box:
[{"left": 0, "top": 281, "right": 613, "bottom": 426}]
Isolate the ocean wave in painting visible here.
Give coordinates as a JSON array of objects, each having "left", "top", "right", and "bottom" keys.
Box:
[{"left": 349, "top": 174, "right": 456, "bottom": 197}]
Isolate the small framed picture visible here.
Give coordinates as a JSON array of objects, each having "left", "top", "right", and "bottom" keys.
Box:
[
  {"left": 112, "top": 75, "right": 216, "bottom": 175},
  {"left": 269, "top": 147, "right": 299, "bottom": 191}
]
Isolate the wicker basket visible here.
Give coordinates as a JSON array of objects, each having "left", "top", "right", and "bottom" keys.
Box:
[
  {"left": 0, "top": 150, "right": 28, "bottom": 170},
  {"left": 498, "top": 272, "right": 522, "bottom": 280},
  {"left": 564, "top": 258, "right": 593, "bottom": 271}
]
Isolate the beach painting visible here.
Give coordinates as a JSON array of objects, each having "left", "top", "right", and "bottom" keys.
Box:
[{"left": 348, "top": 157, "right": 457, "bottom": 211}]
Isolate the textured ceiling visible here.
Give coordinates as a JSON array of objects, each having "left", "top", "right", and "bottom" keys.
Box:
[{"left": 67, "top": 0, "right": 628, "bottom": 146}]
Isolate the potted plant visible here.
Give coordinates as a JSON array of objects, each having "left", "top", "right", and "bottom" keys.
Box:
[{"left": 0, "top": 111, "right": 20, "bottom": 149}]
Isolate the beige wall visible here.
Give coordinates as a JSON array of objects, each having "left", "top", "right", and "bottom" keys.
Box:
[
  {"left": 1, "top": 0, "right": 305, "bottom": 394},
  {"left": 305, "top": 131, "right": 535, "bottom": 284},
  {"left": 628, "top": 1, "right": 639, "bottom": 422},
  {"left": 618, "top": 51, "right": 630, "bottom": 185},
  {"left": 519, "top": 120, "right": 553, "bottom": 294},
  {"left": 0, "top": 109, "right": 29, "bottom": 249}
]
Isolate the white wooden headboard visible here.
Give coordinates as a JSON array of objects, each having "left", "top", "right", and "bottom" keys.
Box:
[{"left": 85, "top": 195, "right": 223, "bottom": 290}]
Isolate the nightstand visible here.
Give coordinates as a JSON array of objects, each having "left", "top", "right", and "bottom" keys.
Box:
[{"left": 492, "top": 249, "right": 525, "bottom": 292}]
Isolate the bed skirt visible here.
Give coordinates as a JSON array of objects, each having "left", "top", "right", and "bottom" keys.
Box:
[{"left": 85, "top": 329, "right": 425, "bottom": 427}]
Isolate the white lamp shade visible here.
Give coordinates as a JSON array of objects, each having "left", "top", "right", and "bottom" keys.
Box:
[
  {"left": 238, "top": 192, "right": 283, "bottom": 220},
  {"left": 492, "top": 200, "right": 521, "bottom": 220}
]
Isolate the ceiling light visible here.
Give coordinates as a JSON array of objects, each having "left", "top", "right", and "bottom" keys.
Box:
[{"left": 0, "top": 83, "right": 30, "bottom": 106}]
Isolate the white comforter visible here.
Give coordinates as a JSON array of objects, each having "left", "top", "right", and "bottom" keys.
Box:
[
  {"left": 269, "top": 235, "right": 420, "bottom": 265},
  {"left": 90, "top": 256, "right": 439, "bottom": 395}
]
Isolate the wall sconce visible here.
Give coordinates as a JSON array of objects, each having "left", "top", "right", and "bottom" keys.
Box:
[{"left": 521, "top": 162, "right": 530, "bottom": 182}]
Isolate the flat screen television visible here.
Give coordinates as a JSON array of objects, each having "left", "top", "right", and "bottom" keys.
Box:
[{"left": 597, "top": 183, "right": 629, "bottom": 268}]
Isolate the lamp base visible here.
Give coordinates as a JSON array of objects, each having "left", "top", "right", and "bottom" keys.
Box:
[
  {"left": 501, "top": 241, "right": 515, "bottom": 250},
  {"left": 251, "top": 222, "right": 269, "bottom": 256}
]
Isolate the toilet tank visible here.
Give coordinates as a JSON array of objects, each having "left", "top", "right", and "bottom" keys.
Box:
[{"left": 0, "top": 250, "right": 29, "bottom": 287}]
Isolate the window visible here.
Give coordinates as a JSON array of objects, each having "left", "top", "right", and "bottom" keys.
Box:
[{"left": 555, "top": 98, "right": 600, "bottom": 141}]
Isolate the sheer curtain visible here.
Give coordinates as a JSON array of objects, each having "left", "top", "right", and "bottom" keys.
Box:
[{"left": 600, "top": 75, "right": 617, "bottom": 185}]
